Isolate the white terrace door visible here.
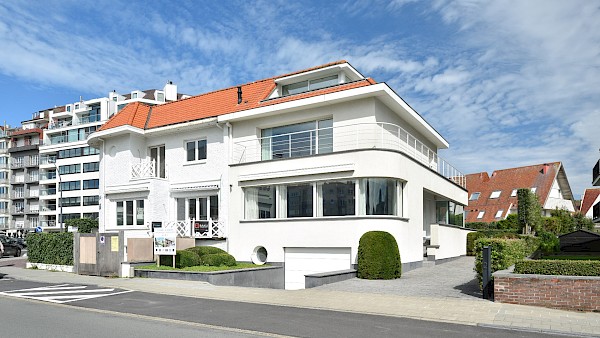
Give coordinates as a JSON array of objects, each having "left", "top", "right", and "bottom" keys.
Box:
[
  {"left": 150, "top": 145, "right": 166, "bottom": 178},
  {"left": 176, "top": 195, "right": 218, "bottom": 236}
]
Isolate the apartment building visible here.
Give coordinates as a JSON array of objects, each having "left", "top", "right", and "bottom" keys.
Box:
[
  {"left": 7, "top": 112, "right": 48, "bottom": 236},
  {"left": 37, "top": 82, "right": 185, "bottom": 232},
  {"left": 0, "top": 125, "right": 12, "bottom": 233}
]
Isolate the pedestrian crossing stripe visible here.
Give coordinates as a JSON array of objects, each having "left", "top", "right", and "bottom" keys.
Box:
[{"left": 0, "top": 283, "right": 133, "bottom": 304}]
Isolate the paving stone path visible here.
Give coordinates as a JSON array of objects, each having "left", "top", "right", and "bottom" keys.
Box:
[{"left": 316, "top": 256, "right": 484, "bottom": 300}]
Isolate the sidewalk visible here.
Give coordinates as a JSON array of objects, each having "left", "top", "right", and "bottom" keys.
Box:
[{"left": 1, "top": 265, "right": 599, "bottom": 337}]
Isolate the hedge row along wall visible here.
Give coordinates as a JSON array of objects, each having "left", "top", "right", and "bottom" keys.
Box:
[{"left": 26, "top": 232, "right": 74, "bottom": 266}]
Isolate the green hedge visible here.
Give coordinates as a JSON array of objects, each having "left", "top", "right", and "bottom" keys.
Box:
[
  {"left": 176, "top": 250, "right": 202, "bottom": 268},
  {"left": 357, "top": 231, "right": 401, "bottom": 279},
  {"left": 514, "top": 260, "right": 600, "bottom": 276},
  {"left": 186, "top": 246, "right": 227, "bottom": 257},
  {"left": 474, "top": 237, "right": 539, "bottom": 287},
  {"left": 466, "top": 232, "right": 487, "bottom": 256},
  {"left": 202, "top": 253, "right": 236, "bottom": 267},
  {"left": 466, "top": 230, "right": 522, "bottom": 256},
  {"left": 26, "top": 232, "right": 73, "bottom": 265}
]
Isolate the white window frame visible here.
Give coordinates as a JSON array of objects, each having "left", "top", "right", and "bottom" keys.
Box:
[
  {"left": 511, "top": 189, "right": 517, "bottom": 197},
  {"left": 184, "top": 138, "right": 207, "bottom": 163},
  {"left": 490, "top": 190, "right": 501, "bottom": 199},
  {"left": 115, "top": 199, "right": 145, "bottom": 227},
  {"left": 477, "top": 211, "right": 485, "bottom": 219},
  {"left": 495, "top": 210, "right": 504, "bottom": 218},
  {"left": 469, "top": 192, "right": 480, "bottom": 201}
]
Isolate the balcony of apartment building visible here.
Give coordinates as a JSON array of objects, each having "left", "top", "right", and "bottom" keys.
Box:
[
  {"left": 0, "top": 176, "right": 8, "bottom": 185},
  {"left": 10, "top": 175, "right": 25, "bottom": 185},
  {"left": 24, "top": 205, "right": 40, "bottom": 215},
  {"left": 25, "top": 155, "right": 40, "bottom": 167},
  {"left": 10, "top": 158, "right": 25, "bottom": 169},
  {"left": 39, "top": 201, "right": 57, "bottom": 213},
  {"left": 11, "top": 205, "right": 25, "bottom": 216},
  {"left": 25, "top": 189, "right": 40, "bottom": 200},
  {"left": 44, "top": 129, "right": 96, "bottom": 146},
  {"left": 8, "top": 137, "right": 41, "bottom": 152},
  {"left": 25, "top": 173, "right": 40, "bottom": 184},
  {"left": 39, "top": 154, "right": 57, "bottom": 168},
  {"left": 593, "top": 159, "right": 600, "bottom": 186},
  {"left": 0, "top": 162, "right": 8, "bottom": 170},
  {"left": 39, "top": 170, "right": 57, "bottom": 183},
  {"left": 232, "top": 122, "right": 466, "bottom": 188},
  {"left": 39, "top": 187, "right": 57, "bottom": 198}
]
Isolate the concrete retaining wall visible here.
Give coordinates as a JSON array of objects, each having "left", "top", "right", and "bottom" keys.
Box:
[
  {"left": 494, "top": 269, "right": 600, "bottom": 312},
  {"left": 135, "top": 265, "right": 284, "bottom": 289}
]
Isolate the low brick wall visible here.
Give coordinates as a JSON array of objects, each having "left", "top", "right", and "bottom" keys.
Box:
[{"left": 494, "top": 269, "right": 600, "bottom": 312}]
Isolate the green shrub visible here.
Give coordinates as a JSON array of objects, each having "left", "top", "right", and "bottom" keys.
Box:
[
  {"left": 357, "top": 231, "right": 401, "bottom": 279},
  {"left": 474, "top": 237, "right": 537, "bottom": 287},
  {"left": 202, "top": 253, "right": 236, "bottom": 267},
  {"left": 26, "top": 232, "right": 73, "bottom": 265},
  {"left": 517, "top": 188, "right": 542, "bottom": 234},
  {"left": 514, "top": 259, "right": 600, "bottom": 276},
  {"left": 537, "top": 231, "right": 559, "bottom": 255},
  {"left": 66, "top": 218, "right": 99, "bottom": 234},
  {"left": 185, "top": 246, "right": 226, "bottom": 257},
  {"left": 466, "top": 232, "right": 487, "bottom": 256},
  {"left": 175, "top": 250, "right": 201, "bottom": 268},
  {"left": 497, "top": 214, "right": 519, "bottom": 230}
]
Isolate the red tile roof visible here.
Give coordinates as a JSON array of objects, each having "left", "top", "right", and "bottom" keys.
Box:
[
  {"left": 581, "top": 188, "right": 600, "bottom": 215},
  {"left": 100, "top": 61, "right": 375, "bottom": 132},
  {"left": 9, "top": 128, "right": 43, "bottom": 137},
  {"left": 465, "top": 162, "right": 563, "bottom": 223}
]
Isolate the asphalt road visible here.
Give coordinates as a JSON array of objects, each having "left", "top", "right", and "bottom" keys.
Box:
[{"left": 0, "top": 279, "right": 566, "bottom": 338}]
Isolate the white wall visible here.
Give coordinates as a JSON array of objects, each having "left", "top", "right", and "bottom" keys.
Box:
[{"left": 433, "top": 224, "right": 473, "bottom": 260}]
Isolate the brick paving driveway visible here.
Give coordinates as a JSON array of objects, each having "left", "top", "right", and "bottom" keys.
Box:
[{"left": 316, "top": 256, "right": 483, "bottom": 300}]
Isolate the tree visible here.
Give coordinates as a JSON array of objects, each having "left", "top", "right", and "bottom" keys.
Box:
[
  {"left": 517, "top": 188, "right": 542, "bottom": 235},
  {"left": 66, "top": 218, "right": 99, "bottom": 233},
  {"left": 573, "top": 212, "right": 595, "bottom": 231}
]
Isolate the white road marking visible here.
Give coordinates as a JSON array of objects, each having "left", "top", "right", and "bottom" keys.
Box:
[{"left": 0, "top": 283, "right": 133, "bottom": 304}]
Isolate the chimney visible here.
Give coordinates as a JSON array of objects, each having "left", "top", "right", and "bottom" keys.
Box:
[
  {"left": 164, "top": 81, "right": 177, "bottom": 101},
  {"left": 237, "top": 86, "right": 242, "bottom": 104}
]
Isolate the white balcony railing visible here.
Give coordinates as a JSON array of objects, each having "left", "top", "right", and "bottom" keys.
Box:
[
  {"left": 232, "top": 122, "right": 466, "bottom": 188},
  {"left": 131, "top": 160, "right": 155, "bottom": 179},
  {"left": 164, "top": 219, "right": 226, "bottom": 239}
]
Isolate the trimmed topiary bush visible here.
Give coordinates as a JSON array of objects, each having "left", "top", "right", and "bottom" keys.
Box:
[
  {"left": 185, "top": 246, "right": 227, "bottom": 257},
  {"left": 175, "top": 250, "right": 201, "bottom": 268},
  {"left": 357, "top": 231, "right": 401, "bottom": 279},
  {"left": 514, "top": 259, "right": 600, "bottom": 276},
  {"left": 202, "top": 253, "right": 236, "bottom": 267}
]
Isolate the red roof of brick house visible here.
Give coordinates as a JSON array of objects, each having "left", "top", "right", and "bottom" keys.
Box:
[
  {"left": 99, "top": 61, "right": 376, "bottom": 132},
  {"left": 465, "top": 162, "right": 573, "bottom": 223},
  {"left": 581, "top": 188, "right": 600, "bottom": 216}
]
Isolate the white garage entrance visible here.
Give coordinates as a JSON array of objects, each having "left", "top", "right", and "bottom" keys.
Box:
[{"left": 284, "top": 247, "right": 351, "bottom": 290}]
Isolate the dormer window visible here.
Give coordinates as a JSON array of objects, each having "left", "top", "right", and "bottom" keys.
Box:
[
  {"left": 66, "top": 105, "right": 71, "bottom": 112},
  {"left": 282, "top": 75, "right": 339, "bottom": 96},
  {"left": 490, "top": 190, "right": 501, "bottom": 199},
  {"left": 74, "top": 104, "right": 79, "bottom": 110},
  {"left": 157, "top": 92, "right": 165, "bottom": 102},
  {"left": 112, "top": 96, "right": 118, "bottom": 102},
  {"left": 469, "top": 192, "right": 480, "bottom": 201},
  {"left": 511, "top": 189, "right": 517, "bottom": 197},
  {"left": 132, "top": 92, "right": 138, "bottom": 99}
]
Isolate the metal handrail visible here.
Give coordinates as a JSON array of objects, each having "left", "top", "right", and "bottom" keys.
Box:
[{"left": 232, "top": 122, "right": 466, "bottom": 188}]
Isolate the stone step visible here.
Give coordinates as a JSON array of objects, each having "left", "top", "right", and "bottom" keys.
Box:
[{"left": 422, "top": 260, "right": 436, "bottom": 268}]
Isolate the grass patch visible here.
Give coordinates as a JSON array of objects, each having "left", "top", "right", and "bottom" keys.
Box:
[
  {"left": 135, "top": 262, "right": 268, "bottom": 272},
  {"left": 542, "top": 255, "right": 600, "bottom": 261}
]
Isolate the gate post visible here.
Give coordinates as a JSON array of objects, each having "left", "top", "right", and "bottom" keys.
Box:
[{"left": 482, "top": 245, "right": 493, "bottom": 300}]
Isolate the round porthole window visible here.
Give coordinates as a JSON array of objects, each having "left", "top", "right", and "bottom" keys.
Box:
[{"left": 251, "top": 246, "right": 268, "bottom": 265}]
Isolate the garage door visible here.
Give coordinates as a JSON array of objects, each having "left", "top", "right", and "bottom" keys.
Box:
[{"left": 284, "top": 247, "right": 351, "bottom": 290}]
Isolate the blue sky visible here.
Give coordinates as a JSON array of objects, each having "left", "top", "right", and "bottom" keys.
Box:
[{"left": 0, "top": 0, "right": 598, "bottom": 199}]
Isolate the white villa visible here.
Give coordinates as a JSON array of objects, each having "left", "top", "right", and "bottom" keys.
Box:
[{"left": 88, "top": 61, "right": 470, "bottom": 290}]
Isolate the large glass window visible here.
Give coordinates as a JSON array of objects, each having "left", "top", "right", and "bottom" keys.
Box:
[
  {"left": 59, "top": 164, "right": 81, "bottom": 175},
  {"left": 60, "top": 181, "right": 80, "bottom": 191},
  {"left": 364, "top": 178, "right": 397, "bottom": 216},
  {"left": 287, "top": 184, "right": 313, "bottom": 218},
  {"left": 261, "top": 119, "right": 333, "bottom": 160},
  {"left": 83, "top": 179, "right": 99, "bottom": 190},
  {"left": 244, "top": 186, "right": 276, "bottom": 219},
  {"left": 83, "top": 162, "right": 99, "bottom": 172},
  {"left": 175, "top": 196, "right": 218, "bottom": 236},
  {"left": 281, "top": 75, "right": 339, "bottom": 96},
  {"left": 321, "top": 181, "right": 355, "bottom": 216}
]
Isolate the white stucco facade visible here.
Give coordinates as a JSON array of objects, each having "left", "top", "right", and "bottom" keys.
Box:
[{"left": 89, "top": 62, "right": 470, "bottom": 288}]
